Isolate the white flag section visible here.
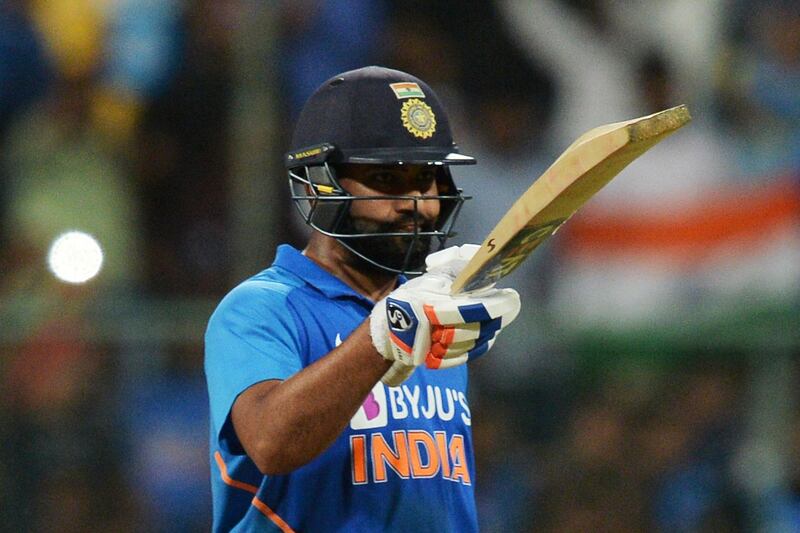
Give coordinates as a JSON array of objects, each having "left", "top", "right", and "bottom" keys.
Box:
[{"left": 551, "top": 177, "right": 800, "bottom": 333}]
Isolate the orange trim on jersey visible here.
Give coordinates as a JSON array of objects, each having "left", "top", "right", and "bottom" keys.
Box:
[
  {"left": 214, "top": 451, "right": 296, "bottom": 533},
  {"left": 560, "top": 180, "right": 800, "bottom": 261},
  {"left": 214, "top": 451, "right": 258, "bottom": 494},
  {"left": 251, "top": 497, "right": 297, "bottom": 533}
]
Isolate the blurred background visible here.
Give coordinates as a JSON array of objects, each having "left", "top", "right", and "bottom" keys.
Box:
[{"left": 0, "top": 0, "right": 798, "bottom": 531}]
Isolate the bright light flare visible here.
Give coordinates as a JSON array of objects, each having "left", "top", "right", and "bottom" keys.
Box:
[{"left": 47, "top": 231, "right": 104, "bottom": 284}]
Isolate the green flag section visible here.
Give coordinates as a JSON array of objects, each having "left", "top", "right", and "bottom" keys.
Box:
[
  {"left": 548, "top": 177, "right": 799, "bottom": 340},
  {"left": 566, "top": 299, "right": 798, "bottom": 374}
]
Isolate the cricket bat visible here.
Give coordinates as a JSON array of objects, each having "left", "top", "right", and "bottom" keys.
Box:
[{"left": 450, "top": 104, "right": 692, "bottom": 294}]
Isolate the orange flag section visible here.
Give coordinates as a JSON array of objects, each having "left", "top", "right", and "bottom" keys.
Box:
[{"left": 560, "top": 178, "right": 800, "bottom": 263}]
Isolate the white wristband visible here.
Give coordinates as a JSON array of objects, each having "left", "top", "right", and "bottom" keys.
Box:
[{"left": 369, "top": 298, "right": 391, "bottom": 360}]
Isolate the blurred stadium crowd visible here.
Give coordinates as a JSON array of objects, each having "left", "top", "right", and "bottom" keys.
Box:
[{"left": 0, "top": 0, "right": 798, "bottom": 531}]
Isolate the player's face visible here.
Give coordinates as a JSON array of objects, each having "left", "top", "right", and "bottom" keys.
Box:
[
  {"left": 337, "top": 164, "right": 442, "bottom": 271},
  {"left": 338, "top": 164, "right": 441, "bottom": 220}
]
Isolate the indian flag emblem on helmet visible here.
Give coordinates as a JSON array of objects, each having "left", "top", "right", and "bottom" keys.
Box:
[
  {"left": 390, "top": 82, "right": 425, "bottom": 99},
  {"left": 400, "top": 99, "right": 437, "bottom": 139}
]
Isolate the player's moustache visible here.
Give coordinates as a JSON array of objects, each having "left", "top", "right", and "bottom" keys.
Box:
[
  {"left": 340, "top": 214, "right": 435, "bottom": 271},
  {"left": 389, "top": 214, "right": 436, "bottom": 234}
]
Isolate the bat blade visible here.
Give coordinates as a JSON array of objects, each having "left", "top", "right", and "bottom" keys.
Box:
[{"left": 450, "top": 104, "right": 692, "bottom": 294}]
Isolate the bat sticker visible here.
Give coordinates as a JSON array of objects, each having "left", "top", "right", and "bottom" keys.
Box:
[{"left": 465, "top": 218, "right": 566, "bottom": 292}]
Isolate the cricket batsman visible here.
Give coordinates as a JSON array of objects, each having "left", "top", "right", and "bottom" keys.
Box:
[{"left": 205, "top": 66, "right": 522, "bottom": 531}]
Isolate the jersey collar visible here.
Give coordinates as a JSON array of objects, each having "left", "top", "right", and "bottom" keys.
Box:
[{"left": 273, "top": 245, "right": 406, "bottom": 303}]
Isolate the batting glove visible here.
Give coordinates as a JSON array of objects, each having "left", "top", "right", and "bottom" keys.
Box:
[{"left": 370, "top": 244, "right": 521, "bottom": 386}]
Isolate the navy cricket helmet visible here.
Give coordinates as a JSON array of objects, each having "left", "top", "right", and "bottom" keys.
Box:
[{"left": 286, "top": 66, "right": 475, "bottom": 274}]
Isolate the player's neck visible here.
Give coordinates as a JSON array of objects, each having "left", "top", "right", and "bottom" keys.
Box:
[{"left": 303, "top": 236, "right": 398, "bottom": 302}]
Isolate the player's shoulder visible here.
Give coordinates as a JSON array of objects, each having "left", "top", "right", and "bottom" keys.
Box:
[
  {"left": 208, "top": 265, "right": 305, "bottom": 324},
  {"left": 239, "top": 265, "right": 304, "bottom": 298}
]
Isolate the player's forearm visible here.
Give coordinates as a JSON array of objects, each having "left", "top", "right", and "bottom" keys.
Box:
[{"left": 232, "top": 319, "right": 391, "bottom": 475}]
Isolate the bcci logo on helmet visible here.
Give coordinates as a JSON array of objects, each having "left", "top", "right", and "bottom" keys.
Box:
[
  {"left": 401, "top": 99, "right": 436, "bottom": 139},
  {"left": 386, "top": 300, "right": 414, "bottom": 331}
]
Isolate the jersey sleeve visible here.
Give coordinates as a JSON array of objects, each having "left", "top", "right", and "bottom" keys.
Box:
[{"left": 204, "top": 280, "right": 304, "bottom": 455}]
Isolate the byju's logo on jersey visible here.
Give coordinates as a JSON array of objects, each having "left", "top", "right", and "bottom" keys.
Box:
[
  {"left": 350, "top": 381, "right": 388, "bottom": 430},
  {"left": 386, "top": 300, "right": 414, "bottom": 331}
]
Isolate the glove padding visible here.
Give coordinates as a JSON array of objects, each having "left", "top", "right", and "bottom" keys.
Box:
[{"left": 370, "top": 245, "right": 521, "bottom": 386}]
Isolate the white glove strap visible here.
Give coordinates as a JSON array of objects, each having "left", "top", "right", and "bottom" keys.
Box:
[
  {"left": 369, "top": 298, "right": 392, "bottom": 360},
  {"left": 381, "top": 362, "right": 415, "bottom": 387}
]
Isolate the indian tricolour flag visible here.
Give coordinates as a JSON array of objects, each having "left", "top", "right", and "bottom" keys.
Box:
[
  {"left": 549, "top": 176, "right": 800, "bottom": 337},
  {"left": 390, "top": 82, "right": 425, "bottom": 99}
]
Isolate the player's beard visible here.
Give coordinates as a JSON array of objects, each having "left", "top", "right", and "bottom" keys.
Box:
[{"left": 339, "top": 214, "right": 435, "bottom": 273}]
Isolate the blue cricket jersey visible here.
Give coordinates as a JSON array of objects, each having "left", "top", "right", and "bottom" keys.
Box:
[{"left": 205, "top": 245, "right": 478, "bottom": 532}]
